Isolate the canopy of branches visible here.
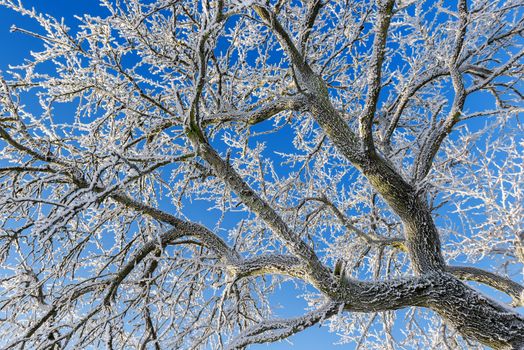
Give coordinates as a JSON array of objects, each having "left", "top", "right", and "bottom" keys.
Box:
[{"left": 0, "top": 0, "right": 522, "bottom": 349}]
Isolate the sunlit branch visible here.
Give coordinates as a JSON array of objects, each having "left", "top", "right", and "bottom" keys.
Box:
[
  {"left": 1, "top": 0, "right": 523, "bottom": 348},
  {"left": 304, "top": 195, "right": 405, "bottom": 249},
  {"left": 202, "top": 94, "right": 308, "bottom": 125},
  {"left": 189, "top": 137, "right": 335, "bottom": 294},
  {"left": 226, "top": 301, "right": 339, "bottom": 350},
  {"left": 358, "top": 0, "right": 394, "bottom": 152},
  {"left": 447, "top": 266, "right": 524, "bottom": 307},
  {"left": 234, "top": 254, "right": 306, "bottom": 280}
]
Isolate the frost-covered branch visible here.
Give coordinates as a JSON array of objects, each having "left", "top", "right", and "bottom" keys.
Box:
[
  {"left": 358, "top": 0, "right": 394, "bottom": 151},
  {"left": 226, "top": 301, "right": 339, "bottom": 350},
  {"left": 447, "top": 266, "right": 524, "bottom": 307},
  {"left": 0, "top": 0, "right": 523, "bottom": 348}
]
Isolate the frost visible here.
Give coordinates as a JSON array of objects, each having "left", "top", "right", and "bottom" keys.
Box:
[{"left": 0, "top": 0, "right": 522, "bottom": 349}]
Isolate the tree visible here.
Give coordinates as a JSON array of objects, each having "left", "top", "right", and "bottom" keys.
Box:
[{"left": 0, "top": 0, "right": 522, "bottom": 348}]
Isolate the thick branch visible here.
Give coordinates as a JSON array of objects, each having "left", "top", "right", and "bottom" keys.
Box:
[
  {"left": 234, "top": 254, "right": 306, "bottom": 280},
  {"left": 226, "top": 272, "right": 524, "bottom": 349},
  {"left": 447, "top": 266, "right": 524, "bottom": 307},
  {"left": 191, "top": 139, "right": 335, "bottom": 295},
  {"left": 342, "top": 273, "right": 524, "bottom": 348},
  {"left": 251, "top": 3, "right": 445, "bottom": 273}
]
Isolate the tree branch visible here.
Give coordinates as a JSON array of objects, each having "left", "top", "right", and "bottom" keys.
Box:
[
  {"left": 234, "top": 254, "right": 306, "bottom": 280},
  {"left": 413, "top": 0, "right": 468, "bottom": 182},
  {"left": 202, "top": 94, "right": 308, "bottom": 126},
  {"left": 447, "top": 266, "right": 524, "bottom": 307},
  {"left": 298, "top": 0, "right": 324, "bottom": 56},
  {"left": 359, "top": 0, "right": 395, "bottom": 152},
  {"left": 189, "top": 137, "right": 335, "bottom": 295},
  {"left": 251, "top": 2, "right": 445, "bottom": 273},
  {"left": 226, "top": 301, "right": 339, "bottom": 350}
]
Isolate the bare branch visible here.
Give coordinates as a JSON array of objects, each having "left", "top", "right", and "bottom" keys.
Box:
[
  {"left": 359, "top": 0, "right": 395, "bottom": 152},
  {"left": 226, "top": 301, "right": 339, "bottom": 350},
  {"left": 447, "top": 266, "right": 524, "bottom": 307}
]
